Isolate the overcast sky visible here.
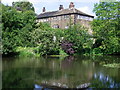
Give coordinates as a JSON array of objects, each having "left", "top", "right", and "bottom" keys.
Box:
[{"left": 2, "top": 0, "right": 101, "bottom": 16}]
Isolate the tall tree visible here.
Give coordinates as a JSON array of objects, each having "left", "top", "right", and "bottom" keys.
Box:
[
  {"left": 92, "top": 1, "right": 120, "bottom": 54},
  {"left": 12, "top": 0, "right": 35, "bottom": 11},
  {"left": 2, "top": 4, "right": 36, "bottom": 55}
]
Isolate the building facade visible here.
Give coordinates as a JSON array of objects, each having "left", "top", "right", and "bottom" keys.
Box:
[{"left": 37, "top": 2, "right": 94, "bottom": 34}]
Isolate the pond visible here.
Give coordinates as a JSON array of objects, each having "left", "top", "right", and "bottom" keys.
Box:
[{"left": 2, "top": 55, "right": 120, "bottom": 89}]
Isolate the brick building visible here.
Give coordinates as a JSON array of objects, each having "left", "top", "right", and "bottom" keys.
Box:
[{"left": 37, "top": 2, "right": 94, "bottom": 33}]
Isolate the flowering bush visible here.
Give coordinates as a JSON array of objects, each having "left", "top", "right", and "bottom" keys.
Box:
[{"left": 61, "top": 40, "right": 75, "bottom": 55}]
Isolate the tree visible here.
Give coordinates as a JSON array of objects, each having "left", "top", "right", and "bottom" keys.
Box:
[
  {"left": 92, "top": 1, "right": 120, "bottom": 54},
  {"left": 63, "top": 24, "right": 93, "bottom": 54},
  {"left": 12, "top": 0, "right": 35, "bottom": 11},
  {"left": 2, "top": 4, "right": 36, "bottom": 55}
]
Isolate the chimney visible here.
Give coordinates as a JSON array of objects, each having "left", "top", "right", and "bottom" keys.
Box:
[
  {"left": 59, "top": 5, "right": 64, "bottom": 10},
  {"left": 69, "top": 2, "right": 75, "bottom": 8},
  {"left": 42, "top": 7, "right": 46, "bottom": 12}
]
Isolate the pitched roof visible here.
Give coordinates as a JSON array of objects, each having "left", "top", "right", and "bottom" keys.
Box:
[{"left": 37, "top": 8, "right": 94, "bottom": 19}]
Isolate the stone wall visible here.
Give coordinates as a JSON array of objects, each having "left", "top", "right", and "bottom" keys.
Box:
[{"left": 37, "top": 14, "right": 93, "bottom": 33}]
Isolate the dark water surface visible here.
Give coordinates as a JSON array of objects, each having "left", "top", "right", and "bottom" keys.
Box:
[{"left": 2, "top": 55, "right": 120, "bottom": 89}]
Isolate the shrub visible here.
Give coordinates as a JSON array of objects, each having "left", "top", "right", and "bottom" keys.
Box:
[
  {"left": 63, "top": 24, "right": 93, "bottom": 54},
  {"left": 30, "top": 28, "right": 61, "bottom": 55},
  {"left": 61, "top": 40, "right": 75, "bottom": 55}
]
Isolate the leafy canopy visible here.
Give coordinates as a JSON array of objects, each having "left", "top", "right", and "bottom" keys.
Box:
[
  {"left": 92, "top": 1, "right": 120, "bottom": 54},
  {"left": 12, "top": 0, "right": 35, "bottom": 11},
  {"left": 2, "top": 3, "right": 36, "bottom": 55}
]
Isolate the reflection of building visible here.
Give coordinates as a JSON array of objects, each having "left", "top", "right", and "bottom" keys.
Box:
[{"left": 37, "top": 2, "right": 94, "bottom": 33}]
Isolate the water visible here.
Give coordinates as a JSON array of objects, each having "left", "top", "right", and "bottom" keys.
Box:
[{"left": 2, "top": 55, "right": 120, "bottom": 89}]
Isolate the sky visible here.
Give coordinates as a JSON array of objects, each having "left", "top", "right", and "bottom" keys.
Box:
[{"left": 2, "top": 0, "right": 101, "bottom": 16}]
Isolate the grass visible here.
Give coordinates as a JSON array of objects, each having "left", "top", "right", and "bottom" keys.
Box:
[
  {"left": 15, "top": 47, "right": 41, "bottom": 57},
  {"left": 103, "top": 63, "right": 120, "bottom": 68}
]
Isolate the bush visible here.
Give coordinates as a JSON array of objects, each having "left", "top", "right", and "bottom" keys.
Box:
[
  {"left": 15, "top": 47, "right": 37, "bottom": 57},
  {"left": 30, "top": 28, "right": 61, "bottom": 55},
  {"left": 61, "top": 40, "right": 74, "bottom": 55},
  {"left": 63, "top": 24, "right": 93, "bottom": 54},
  {"left": 2, "top": 4, "right": 36, "bottom": 55},
  {"left": 92, "top": 48, "right": 103, "bottom": 55}
]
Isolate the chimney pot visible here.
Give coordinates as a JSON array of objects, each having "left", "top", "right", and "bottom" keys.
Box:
[
  {"left": 59, "top": 5, "right": 64, "bottom": 10},
  {"left": 42, "top": 7, "right": 46, "bottom": 12},
  {"left": 69, "top": 2, "right": 75, "bottom": 8}
]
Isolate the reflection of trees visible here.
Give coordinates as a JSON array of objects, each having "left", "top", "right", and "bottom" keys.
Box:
[
  {"left": 91, "top": 56, "right": 120, "bottom": 88},
  {"left": 61, "top": 56, "right": 75, "bottom": 69},
  {"left": 52, "top": 55, "right": 95, "bottom": 88},
  {"left": 3, "top": 68, "right": 34, "bottom": 88},
  {"left": 2, "top": 67, "right": 62, "bottom": 88},
  {"left": 2, "top": 57, "right": 62, "bottom": 88},
  {"left": 3, "top": 55, "right": 120, "bottom": 88},
  {"left": 91, "top": 72, "right": 120, "bottom": 88},
  {"left": 3, "top": 56, "right": 95, "bottom": 88},
  {"left": 92, "top": 55, "right": 120, "bottom": 64},
  {"left": 91, "top": 55, "right": 120, "bottom": 88}
]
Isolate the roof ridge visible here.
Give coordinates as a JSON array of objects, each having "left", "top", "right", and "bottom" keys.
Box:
[
  {"left": 37, "top": 8, "right": 94, "bottom": 18},
  {"left": 39, "top": 8, "right": 75, "bottom": 14}
]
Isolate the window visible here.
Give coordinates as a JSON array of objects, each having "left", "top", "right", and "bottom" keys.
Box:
[
  {"left": 46, "top": 18, "right": 49, "bottom": 22},
  {"left": 77, "top": 15, "right": 80, "bottom": 19},
  {"left": 39, "top": 20, "right": 42, "bottom": 22},
  {"left": 85, "top": 17, "right": 90, "bottom": 20},
  {"left": 77, "top": 15, "right": 83, "bottom": 19},
  {"left": 53, "top": 17, "right": 57, "bottom": 20},
  {"left": 82, "top": 16, "right": 85, "bottom": 20},
  {"left": 40, "top": 19, "right": 43, "bottom": 22},
  {"left": 58, "top": 16, "right": 61, "bottom": 20},
  {"left": 51, "top": 17, "right": 53, "bottom": 20},
  {"left": 53, "top": 24, "right": 59, "bottom": 28},
  {"left": 64, "top": 15, "right": 69, "bottom": 19},
  {"left": 44, "top": 19, "right": 46, "bottom": 22},
  {"left": 89, "top": 18, "right": 93, "bottom": 21},
  {"left": 65, "top": 26, "right": 69, "bottom": 29}
]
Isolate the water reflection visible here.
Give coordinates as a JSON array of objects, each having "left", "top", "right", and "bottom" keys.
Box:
[
  {"left": 2, "top": 55, "right": 120, "bottom": 88},
  {"left": 92, "top": 72, "right": 120, "bottom": 88},
  {"left": 61, "top": 56, "right": 75, "bottom": 69}
]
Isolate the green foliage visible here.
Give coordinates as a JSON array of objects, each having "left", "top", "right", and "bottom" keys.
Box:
[
  {"left": 2, "top": 4, "right": 36, "bottom": 55},
  {"left": 4, "top": 1, "right": 120, "bottom": 56},
  {"left": 29, "top": 22, "right": 68, "bottom": 56},
  {"left": 92, "top": 2, "right": 120, "bottom": 55},
  {"left": 64, "top": 24, "right": 93, "bottom": 54},
  {"left": 12, "top": 1, "right": 35, "bottom": 11},
  {"left": 15, "top": 47, "right": 40, "bottom": 57},
  {"left": 30, "top": 27, "right": 61, "bottom": 55},
  {"left": 35, "top": 22, "right": 52, "bottom": 30},
  {"left": 2, "top": 3, "right": 65, "bottom": 56},
  {"left": 103, "top": 63, "right": 120, "bottom": 68},
  {"left": 92, "top": 48, "right": 103, "bottom": 55},
  {"left": 59, "top": 49, "right": 68, "bottom": 55}
]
